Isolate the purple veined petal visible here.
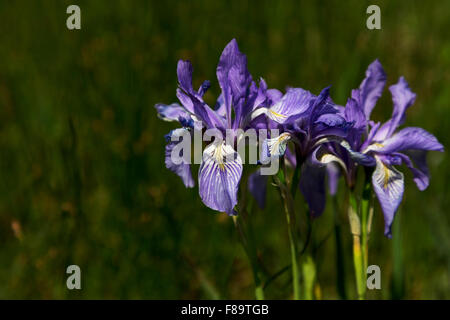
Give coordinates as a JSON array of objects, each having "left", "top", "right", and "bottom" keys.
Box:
[
  {"left": 248, "top": 168, "right": 268, "bottom": 209},
  {"left": 155, "top": 103, "right": 190, "bottom": 122},
  {"left": 216, "top": 39, "right": 252, "bottom": 126},
  {"left": 377, "top": 127, "right": 444, "bottom": 154},
  {"left": 372, "top": 156, "right": 404, "bottom": 238},
  {"left": 309, "top": 86, "right": 333, "bottom": 126},
  {"left": 267, "top": 88, "right": 314, "bottom": 124},
  {"left": 214, "top": 93, "right": 227, "bottom": 118},
  {"left": 164, "top": 128, "right": 195, "bottom": 188},
  {"left": 385, "top": 77, "right": 416, "bottom": 137},
  {"left": 176, "top": 88, "right": 195, "bottom": 114},
  {"left": 396, "top": 151, "right": 430, "bottom": 191},
  {"left": 344, "top": 98, "right": 367, "bottom": 148},
  {"left": 177, "top": 60, "right": 194, "bottom": 94},
  {"left": 260, "top": 132, "right": 291, "bottom": 164},
  {"left": 299, "top": 162, "right": 326, "bottom": 217},
  {"left": 358, "top": 59, "right": 386, "bottom": 119},
  {"left": 327, "top": 163, "right": 340, "bottom": 196},
  {"left": 266, "top": 88, "right": 283, "bottom": 106},
  {"left": 198, "top": 141, "right": 243, "bottom": 215}
]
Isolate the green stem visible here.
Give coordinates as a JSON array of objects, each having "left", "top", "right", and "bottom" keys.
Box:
[
  {"left": 348, "top": 190, "right": 365, "bottom": 299},
  {"left": 286, "top": 201, "right": 300, "bottom": 300},
  {"left": 233, "top": 215, "right": 265, "bottom": 300},
  {"left": 333, "top": 196, "right": 347, "bottom": 300},
  {"left": 275, "top": 160, "right": 300, "bottom": 300},
  {"left": 361, "top": 176, "right": 372, "bottom": 276}
]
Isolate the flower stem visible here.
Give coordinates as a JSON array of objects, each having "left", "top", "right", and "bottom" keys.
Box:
[
  {"left": 348, "top": 190, "right": 366, "bottom": 299},
  {"left": 361, "top": 176, "right": 373, "bottom": 276},
  {"left": 232, "top": 215, "right": 265, "bottom": 300},
  {"left": 275, "top": 159, "right": 301, "bottom": 300},
  {"left": 333, "top": 196, "right": 347, "bottom": 300}
]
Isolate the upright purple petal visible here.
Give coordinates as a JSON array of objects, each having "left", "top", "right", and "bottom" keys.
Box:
[
  {"left": 344, "top": 97, "right": 367, "bottom": 148},
  {"left": 216, "top": 39, "right": 252, "bottom": 126},
  {"left": 177, "top": 60, "right": 194, "bottom": 94},
  {"left": 385, "top": 77, "right": 416, "bottom": 137},
  {"left": 248, "top": 169, "right": 268, "bottom": 209},
  {"left": 198, "top": 142, "right": 243, "bottom": 215},
  {"left": 377, "top": 127, "right": 444, "bottom": 154},
  {"left": 358, "top": 59, "right": 386, "bottom": 119},
  {"left": 372, "top": 157, "right": 404, "bottom": 237}
]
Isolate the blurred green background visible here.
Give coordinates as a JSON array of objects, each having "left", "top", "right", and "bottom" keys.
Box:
[{"left": 0, "top": 0, "right": 449, "bottom": 299}]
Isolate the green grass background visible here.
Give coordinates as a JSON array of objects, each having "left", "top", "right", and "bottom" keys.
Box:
[{"left": 0, "top": 0, "right": 448, "bottom": 299}]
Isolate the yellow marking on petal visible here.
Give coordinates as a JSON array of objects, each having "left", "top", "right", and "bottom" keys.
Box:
[
  {"left": 269, "top": 109, "right": 287, "bottom": 118},
  {"left": 383, "top": 164, "right": 390, "bottom": 189},
  {"left": 374, "top": 143, "right": 384, "bottom": 148},
  {"left": 213, "top": 143, "right": 226, "bottom": 171}
]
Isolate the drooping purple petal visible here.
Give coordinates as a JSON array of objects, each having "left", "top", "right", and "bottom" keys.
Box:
[
  {"left": 357, "top": 59, "right": 386, "bottom": 119},
  {"left": 372, "top": 157, "right": 404, "bottom": 237},
  {"left": 299, "top": 163, "right": 326, "bottom": 217},
  {"left": 155, "top": 103, "right": 190, "bottom": 122},
  {"left": 248, "top": 169, "right": 268, "bottom": 209},
  {"left": 198, "top": 142, "right": 243, "bottom": 215},
  {"left": 396, "top": 151, "right": 430, "bottom": 191},
  {"left": 164, "top": 128, "right": 195, "bottom": 188},
  {"left": 377, "top": 127, "right": 444, "bottom": 154}
]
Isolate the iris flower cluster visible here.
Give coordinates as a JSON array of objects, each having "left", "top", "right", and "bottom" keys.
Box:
[{"left": 156, "top": 39, "right": 443, "bottom": 239}]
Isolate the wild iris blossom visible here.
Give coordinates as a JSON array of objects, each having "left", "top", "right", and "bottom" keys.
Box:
[
  {"left": 331, "top": 60, "right": 444, "bottom": 237},
  {"left": 156, "top": 39, "right": 270, "bottom": 215},
  {"left": 250, "top": 86, "right": 354, "bottom": 216}
]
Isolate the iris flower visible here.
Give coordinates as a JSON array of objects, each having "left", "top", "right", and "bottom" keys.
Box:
[
  {"left": 335, "top": 60, "right": 444, "bottom": 237},
  {"left": 249, "top": 86, "right": 354, "bottom": 216},
  {"left": 156, "top": 39, "right": 269, "bottom": 215}
]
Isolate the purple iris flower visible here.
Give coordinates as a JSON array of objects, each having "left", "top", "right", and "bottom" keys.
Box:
[
  {"left": 249, "top": 86, "right": 354, "bottom": 216},
  {"left": 155, "top": 39, "right": 268, "bottom": 215},
  {"left": 335, "top": 60, "right": 444, "bottom": 237}
]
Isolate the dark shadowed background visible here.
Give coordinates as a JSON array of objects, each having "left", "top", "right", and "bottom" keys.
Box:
[{"left": 0, "top": 0, "right": 449, "bottom": 299}]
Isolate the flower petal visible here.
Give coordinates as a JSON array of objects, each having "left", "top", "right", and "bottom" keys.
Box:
[
  {"left": 299, "top": 163, "right": 326, "bottom": 217},
  {"left": 396, "top": 151, "right": 430, "bottom": 191},
  {"left": 357, "top": 59, "right": 386, "bottom": 119},
  {"left": 216, "top": 39, "right": 252, "bottom": 125},
  {"left": 164, "top": 128, "right": 195, "bottom": 188},
  {"left": 260, "top": 132, "right": 291, "bottom": 164},
  {"left": 267, "top": 88, "right": 314, "bottom": 123},
  {"left": 385, "top": 77, "right": 416, "bottom": 136},
  {"left": 199, "top": 142, "right": 243, "bottom": 215},
  {"left": 377, "top": 127, "right": 444, "bottom": 154},
  {"left": 155, "top": 103, "right": 190, "bottom": 122},
  {"left": 248, "top": 169, "right": 268, "bottom": 209},
  {"left": 372, "top": 157, "right": 404, "bottom": 237}
]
